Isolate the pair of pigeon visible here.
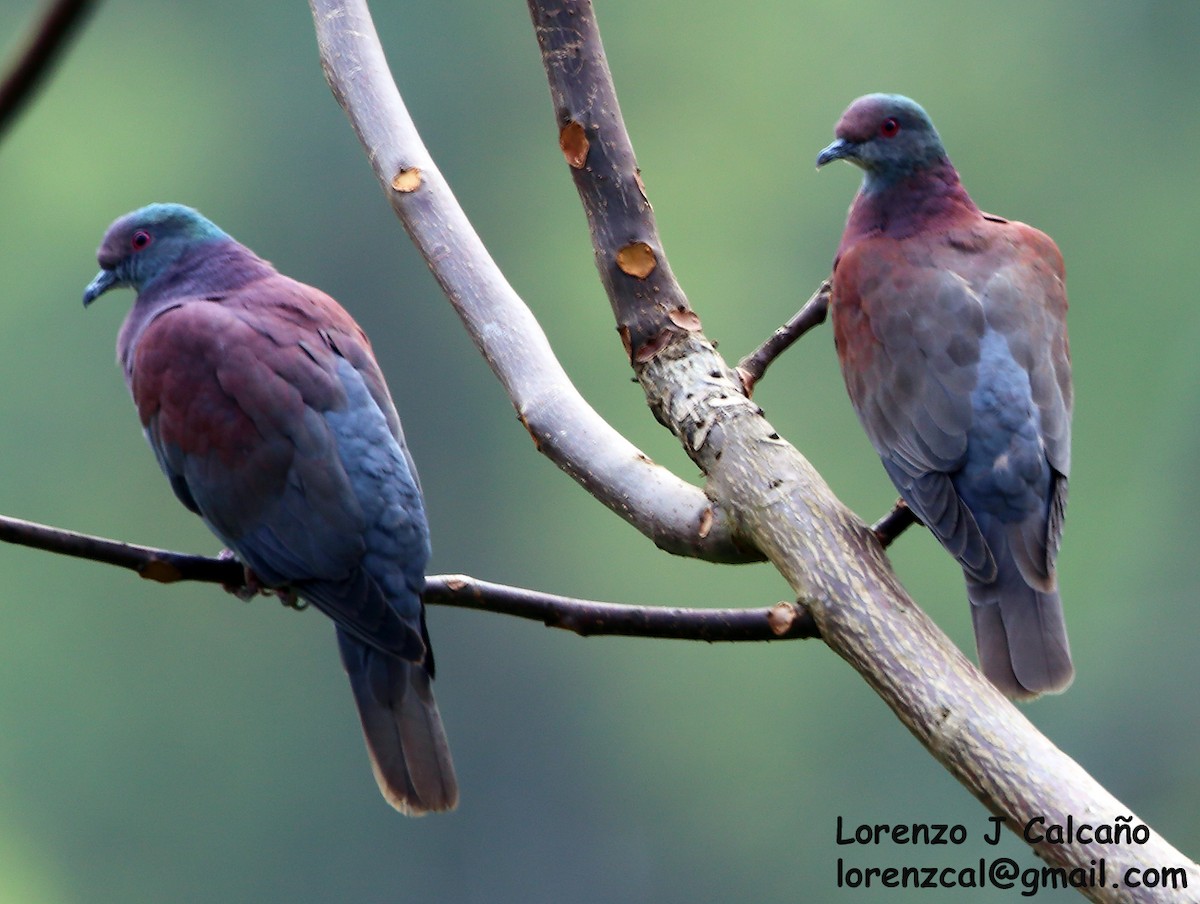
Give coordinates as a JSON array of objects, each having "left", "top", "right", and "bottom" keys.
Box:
[{"left": 81, "top": 93, "right": 1072, "bottom": 814}]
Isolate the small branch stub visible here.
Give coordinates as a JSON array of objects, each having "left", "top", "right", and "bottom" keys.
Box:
[
  {"left": 767, "top": 601, "right": 803, "bottom": 636},
  {"left": 632, "top": 328, "right": 675, "bottom": 364},
  {"left": 871, "top": 499, "right": 917, "bottom": 549},
  {"left": 391, "top": 167, "right": 422, "bottom": 192},
  {"left": 616, "top": 241, "right": 656, "bottom": 279},
  {"left": 559, "top": 120, "right": 589, "bottom": 168}
]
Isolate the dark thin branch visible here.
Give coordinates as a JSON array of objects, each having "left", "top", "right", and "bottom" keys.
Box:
[
  {"left": 870, "top": 499, "right": 918, "bottom": 548},
  {"left": 736, "top": 281, "right": 830, "bottom": 396},
  {"left": 0, "top": 0, "right": 98, "bottom": 142},
  {"left": 0, "top": 513, "right": 242, "bottom": 584},
  {"left": 427, "top": 575, "right": 818, "bottom": 641},
  {"left": 0, "top": 514, "right": 816, "bottom": 641}
]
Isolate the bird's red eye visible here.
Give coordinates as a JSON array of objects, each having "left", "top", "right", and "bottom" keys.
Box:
[
  {"left": 131, "top": 230, "right": 152, "bottom": 251},
  {"left": 880, "top": 117, "right": 900, "bottom": 138}
]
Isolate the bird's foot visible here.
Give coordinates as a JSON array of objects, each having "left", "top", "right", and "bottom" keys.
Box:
[
  {"left": 216, "top": 549, "right": 303, "bottom": 608},
  {"left": 217, "top": 549, "right": 260, "bottom": 601},
  {"left": 276, "top": 588, "right": 307, "bottom": 611}
]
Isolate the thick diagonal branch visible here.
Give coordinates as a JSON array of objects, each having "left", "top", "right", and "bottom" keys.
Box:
[
  {"left": 308, "top": 0, "right": 757, "bottom": 565},
  {"left": 526, "top": 0, "right": 1195, "bottom": 898}
]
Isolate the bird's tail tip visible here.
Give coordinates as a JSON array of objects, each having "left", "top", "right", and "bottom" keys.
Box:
[
  {"left": 369, "top": 659, "right": 459, "bottom": 815},
  {"left": 970, "top": 580, "right": 1073, "bottom": 701},
  {"left": 341, "top": 636, "right": 459, "bottom": 815}
]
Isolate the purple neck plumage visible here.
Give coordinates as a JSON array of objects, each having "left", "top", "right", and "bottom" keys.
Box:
[
  {"left": 144, "top": 239, "right": 275, "bottom": 300},
  {"left": 117, "top": 239, "right": 275, "bottom": 375},
  {"left": 837, "top": 156, "right": 980, "bottom": 259}
]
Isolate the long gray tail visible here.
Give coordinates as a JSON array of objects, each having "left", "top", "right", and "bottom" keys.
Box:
[
  {"left": 338, "top": 630, "right": 458, "bottom": 814},
  {"left": 967, "top": 535, "right": 1073, "bottom": 699}
]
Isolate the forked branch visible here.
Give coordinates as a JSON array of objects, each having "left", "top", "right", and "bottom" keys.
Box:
[
  {"left": 308, "top": 0, "right": 758, "bottom": 564},
  {"left": 307, "top": 0, "right": 1199, "bottom": 897}
]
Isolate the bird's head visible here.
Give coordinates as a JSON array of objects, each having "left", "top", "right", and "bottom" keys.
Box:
[
  {"left": 816, "top": 94, "right": 947, "bottom": 189},
  {"left": 83, "top": 203, "right": 229, "bottom": 305}
]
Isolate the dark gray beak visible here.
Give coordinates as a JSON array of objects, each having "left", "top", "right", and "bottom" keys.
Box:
[
  {"left": 82, "top": 269, "right": 119, "bottom": 307},
  {"left": 816, "top": 138, "right": 855, "bottom": 168}
]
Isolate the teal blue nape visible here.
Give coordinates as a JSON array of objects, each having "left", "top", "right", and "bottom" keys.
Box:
[
  {"left": 84, "top": 204, "right": 458, "bottom": 813},
  {"left": 819, "top": 95, "right": 1074, "bottom": 699}
]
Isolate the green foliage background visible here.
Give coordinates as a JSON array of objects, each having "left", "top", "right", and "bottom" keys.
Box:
[{"left": 0, "top": 1, "right": 1196, "bottom": 901}]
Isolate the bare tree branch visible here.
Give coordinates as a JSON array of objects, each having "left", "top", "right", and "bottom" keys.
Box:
[
  {"left": 522, "top": 1, "right": 1193, "bottom": 898},
  {"left": 736, "top": 281, "right": 830, "bottom": 396},
  {"left": 307, "top": 0, "right": 758, "bottom": 565},
  {"left": 0, "top": 513, "right": 816, "bottom": 641},
  {"left": 737, "top": 283, "right": 918, "bottom": 545},
  {"left": 870, "top": 498, "right": 919, "bottom": 547},
  {"left": 425, "top": 574, "right": 818, "bottom": 641},
  {"left": 529, "top": 8, "right": 698, "bottom": 363},
  {"left": 0, "top": 0, "right": 97, "bottom": 142},
  {"left": 0, "top": 513, "right": 242, "bottom": 584}
]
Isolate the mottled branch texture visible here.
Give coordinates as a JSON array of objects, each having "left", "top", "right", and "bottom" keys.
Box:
[
  {"left": 303, "top": 0, "right": 1197, "bottom": 898},
  {"left": 534, "top": 12, "right": 699, "bottom": 364}
]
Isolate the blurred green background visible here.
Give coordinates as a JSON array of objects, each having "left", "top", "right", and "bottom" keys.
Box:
[{"left": 0, "top": 1, "right": 1197, "bottom": 901}]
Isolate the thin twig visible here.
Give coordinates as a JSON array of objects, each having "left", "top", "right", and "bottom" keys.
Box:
[
  {"left": 0, "top": 0, "right": 98, "bottom": 142},
  {"left": 736, "top": 281, "right": 830, "bottom": 396},
  {"left": 0, "top": 513, "right": 817, "bottom": 641},
  {"left": 428, "top": 575, "right": 818, "bottom": 641},
  {"left": 870, "top": 499, "right": 918, "bottom": 548},
  {"left": 0, "top": 513, "right": 241, "bottom": 584}
]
